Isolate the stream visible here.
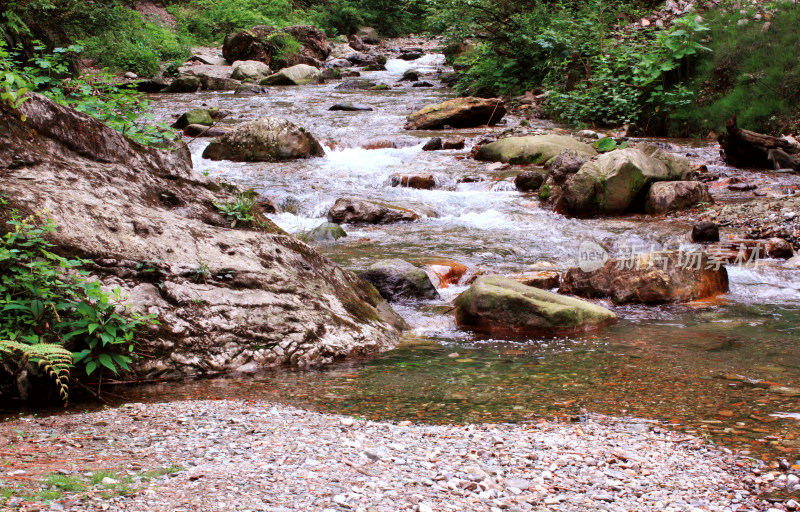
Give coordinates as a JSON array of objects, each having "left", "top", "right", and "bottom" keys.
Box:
[{"left": 37, "top": 52, "right": 800, "bottom": 464}]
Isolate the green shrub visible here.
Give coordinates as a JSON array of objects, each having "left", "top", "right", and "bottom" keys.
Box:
[
  {"left": 267, "top": 32, "right": 301, "bottom": 69},
  {"left": 0, "top": 206, "right": 158, "bottom": 402},
  {"left": 80, "top": 7, "right": 188, "bottom": 77},
  {"left": 668, "top": 3, "right": 800, "bottom": 136},
  {"left": 214, "top": 192, "right": 259, "bottom": 228},
  {"left": 167, "top": 0, "right": 299, "bottom": 43}
]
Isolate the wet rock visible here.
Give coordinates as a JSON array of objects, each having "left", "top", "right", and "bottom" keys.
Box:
[
  {"left": 476, "top": 135, "right": 596, "bottom": 165},
  {"left": 728, "top": 182, "right": 758, "bottom": 191},
  {"left": 202, "top": 117, "right": 325, "bottom": 162},
  {"left": 234, "top": 83, "right": 269, "bottom": 95},
  {"left": 766, "top": 237, "right": 794, "bottom": 258},
  {"left": 172, "top": 108, "right": 214, "bottom": 129},
  {"left": 784, "top": 255, "right": 800, "bottom": 269},
  {"left": 412, "top": 81, "right": 434, "bottom": 87},
  {"left": 422, "top": 137, "right": 443, "bottom": 151},
  {"left": 422, "top": 259, "right": 468, "bottom": 287},
  {"left": 549, "top": 148, "right": 591, "bottom": 174},
  {"left": 223, "top": 25, "right": 331, "bottom": 69},
  {"left": 645, "top": 181, "right": 713, "bottom": 214},
  {"left": 405, "top": 97, "right": 506, "bottom": 130},
  {"left": 557, "top": 146, "right": 694, "bottom": 216},
  {"left": 355, "top": 26, "right": 379, "bottom": 44},
  {"left": 454, "top": 276, "right": 617, "bottom": 335},
  {"left": 327, "top": 198, "right": 421, "bottom": 225},
  {"left": 514, "top": 170, "right": 546, "bottom": 192},
  {"left": 390, "top": 174, "right": 436, "bottom": 190},
  {"left": 506, "top": 271, "right": 561, "bottom": 290},
  {"left": 560, "top": 251, "right": 729, "bottom": 304},
  {"left": 349, "top": 35, "right": 367, "bottom": 51},
  {"left": 361, "top": 139, "right": 397, "bottom": 150},
  {"left": 199, "top": 75, "right": 241, "bottom": 91},
  {"left": 164, "top": 75, "right": 201, "bottom": 93},
  {"left": 184, "top": 124, "right": 229, "bottom": 138},
  {"left": 329, "top": 103, "right": 374, "bottom": 112},
  {"left": 442, "top": 136, "right": 466, "bottom": 150},
  {"left": 324, "top": 58, "right": 353, "bottom": 68},
  {"left": 260, "top": 64, "right": 321, "bottom": 86},
  {"left": 370, "top": 84, "right": 391, "bottom": 91},
  {"left": 363, "top": 63, "right": 387, "bottom": 71},
  {"left": 304, "top": 222, "right": 347, "bottom": 242},
  {"left": 335, "top": 79, "right": 377, "bottom": 90},
  {"left": 3, "top": 93, "right": 405, "bottom": 379},
  {"left": 399, "top": 52, "right": 423, "bottom": 61},
  {"left": 329, "top": 44, "right": 359, "bottom": 60},
  {"left": 360, "top": 259, "right": 440, "bottom": 301},
  {"left": 400, "top": 70, "right": 419, "bottom": 82},
  {"left": 188, "top": 54, "right": 227, "bottom": 66},
  {"left": 231, "top": 60, "right": 271, "bottom": 81},
  {"left": 691, "top": 221, "right": 720, "bottom": 243}
]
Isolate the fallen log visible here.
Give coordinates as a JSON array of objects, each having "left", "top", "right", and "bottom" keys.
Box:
[{"left": 718, "top": 115, "right": 800, "bottom": 171}]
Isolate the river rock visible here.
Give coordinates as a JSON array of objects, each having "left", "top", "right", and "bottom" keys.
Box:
[
  {"left": 172, "top": 108, "right": 214, "bottom": 129},
  {"left": 202, "top": 117, "right": 325, "bottom": 162},
  {"left": 405, "top": 97, "right": 506, "bottom": 130},
  {"left": 329, "top": 103, "right": 374, "bottom": 112},
  {"left": 559, "top": 251, "right": 729, "bottom": 304},
  {"left": 766, "top": 237, "right": 794, "bottom": 258},
  {"left": 454, "top": 276, "right": 617, "bottom": 335},
  {"left": 443, "top": 136, "right": 466, "bottom": 150},
  {"left": 260, "top": 64, "right": 321, "bottom": 86},
  {"left": 164, "top": 75, "right": 201, "bottom": 93},
  {"left": 550, "top": 148, "right": 592, "bottom": 174},
  {"left": 691, "top": 221, "right": 720, "bottom": 243},
  {"left": 412, "top": 81, "right": 434, "bottom": 88},
  {"left": 422, "top": 259, "right": 468, "bottom": 287},
  {"left": 401, "top": 70, "right": 420, "bottom": 82},
  {"left": 304, "top": 222, "right": 347, "bottom": 242},
  {"left": 784, "top": 255, "right": 800, "bottom": 269},
  {"left": 360, "top": 259, "right": 440, "bottom": 301},
  {"left": 335, "top": 79, "right": 377, "bottom": 90},
  {"left": 231, "top": 60, "right": 271, "bottom": 81},
  {"left": 645, "top": 181, "right": 713, "bottom": 214},
  {"left": 234, "top": 83, "right": 270, "bottom": 95},
  {"left": 329, "top": 44, "right": 359, "bottom": 60},
  {"left": 390, "top": 174, "right": 436, "bottom": 190},
  {"left": 355, "top": 26, "right": 379, "bottom": 44},
  {"left": 399, "top": 52, "right": 423, "bottom": 61},
  {"left": 556, "top": 146, "right": 694, "bottom": 216},
  {"left": 514, "top": 170, "right": 546, "bottom": 192},
  {"left": 475, "top": 135, "right": 597, "bottom": 164},
  {"left": 223, "top": 25, "right": 331, "bottom": 69},
  {"left": 506, "top": 271, "right": 561, "bottom": 290},
  {"left": 184, "top": 124, "right": 229, "bottom": 137},
  {"left": 324, "top": 58, "right": 353, "bottom": 68},
  {"left": 327, "top": 198, "right": 421, "bottom": 225},
  {"left": 349, "top": 35, "right": 367, "bottom": 51},
  {"left": 1, "top": 93, "right": 405, "bottom": 387},
  {"left": 422, "top": 137, "right": 443, "bottom": 151}
]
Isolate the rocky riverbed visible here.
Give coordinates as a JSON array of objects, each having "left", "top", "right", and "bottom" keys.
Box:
[{"left": 0, "top": 399, "right": 779, "bottom": 511}]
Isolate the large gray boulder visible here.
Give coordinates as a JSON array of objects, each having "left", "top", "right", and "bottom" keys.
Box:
[
  {"left": 475, "top": 135, "right": 597, "bottom": 164},
  {"left": 202, "top": 117, "right": 325, "bottom": 162},
  {"left": 2, "top": 93, "right": 406, "bottom": 380},
  {"left": 454, "top": 276, "right": 617, "bottom": 335},
  {"left": 360, "top": 259, "right": 440, "bottom": 301},
  {"left": 231, "top": 60, "right": 271, "bottom": 81},
  {"left": 556, "top": 146, "right": 695, "bottom": 216},
  {"left": 260, "top": 64, "right": 321, "bottom": 86}
]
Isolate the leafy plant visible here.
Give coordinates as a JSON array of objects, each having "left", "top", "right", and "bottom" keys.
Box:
[
  {"left": 214, "top": 192, "right": 259, "bottom": 227},
  {"left": 0, "top": 340, "right": 72, "bottom": 404},
  {"left": 592, "top": 137, "right": 628, "bottom": 152}
]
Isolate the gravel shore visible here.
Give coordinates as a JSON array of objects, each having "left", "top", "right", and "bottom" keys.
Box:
[{"left": 0, "top": 399, "right": 771, "bottom": 511}]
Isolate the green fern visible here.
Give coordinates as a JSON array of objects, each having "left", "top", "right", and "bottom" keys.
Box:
[{"left": 0, "top": 340, "right": 73, "bottom": 405}]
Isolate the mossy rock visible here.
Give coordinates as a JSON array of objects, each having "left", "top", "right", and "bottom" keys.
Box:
[
  {"left": 171, "top": 108, "right": 214, "bottom": 130},
  {"left": 305, "top": 222, "right": 347, "bottom": 242},
  {"left": 475, "top": 135, "right": 597, "bottom": 164},
  {"left": 454, "top": 275, "right": 616, "bottom": 335},
  {"left": 260, "top": 64, "right": 320, "bottom": 86},
  {"left": 360, "top": 259, "right": 439, "bottom": 301}
]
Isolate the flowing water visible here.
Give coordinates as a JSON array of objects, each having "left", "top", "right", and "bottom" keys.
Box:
[{"left": 35, "top": 54, "right": 800, "bottom": 464}]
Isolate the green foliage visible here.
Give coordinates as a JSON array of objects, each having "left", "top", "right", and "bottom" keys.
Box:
[
  {"left": 669, "top": 4, "right": 800, "bottom": 136},
  {"left": 0, "top": 206, "right": 157, "bottom": 402},
  {"left": 3, "top": 42, "right": 176, "bottom": 147},
  {"left": 214, "top": 192, "right": 259, "bottom": 228},
  {"left": 80, "top": 7, "right": 188, "bottom": 77},
  {"left": 593, "top": 137, "right": 629, "bottom": 152},
  {"left": 167, "top": 0, "right": 299, "bottom": 43},
  {"left": 308, "top": 0, "right": 429, "bottom": 37},
  {"left": 0, "top": 340, "right": 72, "bottom": 404},
  {"left": 267, "top": 32, "right": 301, "bottom": 69}
]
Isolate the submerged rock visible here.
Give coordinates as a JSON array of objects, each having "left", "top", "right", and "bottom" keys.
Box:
[
  {"left": 202, "top": 117, "right": 325, "bottom": 162},
  {"left": 559, "top": 251, "right": 729, "bottom": 304},
  {"left": 329, "top": 103, "right": 374, "bottom": 112},
  {"left": 390, "top": 174, "right": 436, "bottom": 190},
  {"left": 2, "top": 93, "right": 405, "bottom": 384},
  {"left": 335, "top": 79, "right": 377, "bottom": 90},
  {"left": 327, "top": 198, "right": 421, "bottom": 225},
  {"left": 260, "top": 64, "right": 321, "bottom": 86},
  {"left": 360, "top": 259, "right": 440, "bottom": 301},
  {"left": 691, "top": 221, "right": 720, "bottom": 243},
  {"left": 454, "top": 276, "right": 617, "bottom": 335},
  {"left": 405, "top": 97, "right": 506, "bottom": 130},
  {"left": 475, "top": 135, "right": 596, "bottom": 164},
  {"left": 304, "top": 222, "right": 347, "bottom": 242}
]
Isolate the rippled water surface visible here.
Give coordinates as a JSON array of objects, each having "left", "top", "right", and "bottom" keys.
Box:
[{"left": 56, "top": 55, "right": 800, "bottom": 462}]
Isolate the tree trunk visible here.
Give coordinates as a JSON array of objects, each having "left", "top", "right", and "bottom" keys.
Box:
[{"left": 718, "top": 115, "right": 800, "bottom": 171}]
